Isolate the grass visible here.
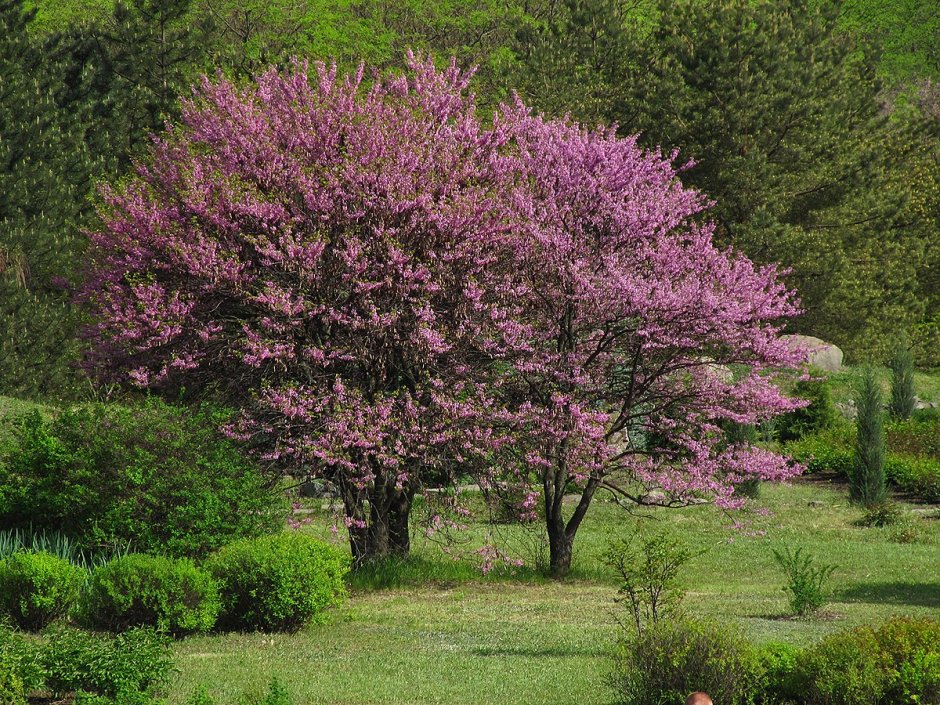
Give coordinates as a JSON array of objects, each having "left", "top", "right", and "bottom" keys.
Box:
[{"left": 170, "top": 481, "right": 940, "bottom": 705}]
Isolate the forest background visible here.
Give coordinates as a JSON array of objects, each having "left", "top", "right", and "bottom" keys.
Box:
[{"left": 2, "top": 0, "right": 940, "bottom": 402}]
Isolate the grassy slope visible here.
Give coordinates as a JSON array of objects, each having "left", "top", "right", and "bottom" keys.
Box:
[{"left": 171, "top": 482, "right": 940, "bottom": 705}]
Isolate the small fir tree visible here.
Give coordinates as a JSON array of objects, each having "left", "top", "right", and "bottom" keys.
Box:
[
  {"left": 888, "top": 337, "right": 916, "bottom": 419},
  {"left": 852, "top": 368, "right": 888, "bottom": 506}
]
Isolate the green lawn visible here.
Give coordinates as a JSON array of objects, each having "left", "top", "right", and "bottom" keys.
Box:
[{"left": 171, "top": 481, "right": 940, "bottom": 705}]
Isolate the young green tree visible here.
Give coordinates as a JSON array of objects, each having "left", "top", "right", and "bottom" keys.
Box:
[
  {"left": 852, "top": 367, "right": 888, "bottom": 506},
  {"left": 888, "top": 336, "right": 917, "bottom": 419}
]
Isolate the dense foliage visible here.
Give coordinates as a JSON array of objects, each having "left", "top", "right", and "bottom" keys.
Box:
[
  {"left": 80, "top": 554, "right": 220, "bottom": 635},
  {"left": 41, "top": 626, "right": 173, "bottom": 702},
  {"left": 0, "top": 551, "right": 84, "bottom": 630},
  {"left": 612, "top": 617, "right": 763, "bottom": 705},
  {"left": 206, "top": 533, "right": 348, "bottom": 632},
  {"left": 0, "top": 399, "right": 285, "bottom": 556},
  {"left": 795, "top": 617, "right": 940, "bottom": 705},
  {"left": 81, "top": 57, "right": 804, "bottom": 573}
]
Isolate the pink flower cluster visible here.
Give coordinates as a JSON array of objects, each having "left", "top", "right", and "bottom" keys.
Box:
[{"left": 82, "top": 55, "right": 805, "bottom": 563}]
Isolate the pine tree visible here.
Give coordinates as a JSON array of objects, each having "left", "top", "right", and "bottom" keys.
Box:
[{"left": 0, "top": 0, "right": 96, "bottom": 398}]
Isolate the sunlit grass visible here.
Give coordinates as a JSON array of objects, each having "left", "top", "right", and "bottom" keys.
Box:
[{"left": 171, "top": 481, "right": 940, "bottom": 704}]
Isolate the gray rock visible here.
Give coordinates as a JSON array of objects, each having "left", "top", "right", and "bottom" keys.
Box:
[{"left": 782, "top": 335, "right": 844, "bottom": 373}]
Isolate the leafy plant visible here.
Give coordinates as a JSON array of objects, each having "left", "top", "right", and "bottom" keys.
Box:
[
  {"left": 857, "top": 501, "right": 904, "bottom": 528},
  {"left": 777, "top": 373, "right": 839, "bottom": 442},
  {"left": 42, "top": 626, "right": 173, "bottom": 701},
  {"left": 0, "top": 628, "right": 43, "bottom": 694},
  {"left": 0, "top": 551, "right": 84, "bottom": 630},
  {"left": 80, "top": 554, "right": 219, "bottom": 635},
  {"left": 207, "top": 533, "right": 348, "bottom": 632},
  {"left": 0, "top": 528, "right": 129, "bottom": 571},
  {"left": 604, "top": 530, "right": 701, "bottom": 633},
  {"left": 796, "top": 617, "right": 940, "bottom": 705},
  {"left": 0, "top": 401, "right": 285, "bottom": 557},
  {"left": 612, "top": 617, "right": 763, "bottom": 705},
  {"left": 771, "top": 546, "right": 837, "bottom": 617}
]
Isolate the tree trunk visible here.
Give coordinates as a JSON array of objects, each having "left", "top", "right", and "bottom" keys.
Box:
[
  {"left": 547, "top": 518, "right": 574, "bottom": 578},
  {"left": 388, "top": 486, "right": 414, "bottom": 555},
  {"left": 343, "top": 476, "right": 414, "bottom": 566}
]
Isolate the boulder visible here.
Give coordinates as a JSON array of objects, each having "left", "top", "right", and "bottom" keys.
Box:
[{"left": 782, "top": 335, "right": 844, "bottom": 373}]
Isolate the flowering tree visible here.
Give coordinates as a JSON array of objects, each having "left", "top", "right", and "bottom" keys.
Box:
[
  {"left": 82, "top": 56, "right": 527, "bottom": 564},
  {"left": 84, "top": 56, "right": 805, "bottom": 574},
  {"left": 477, "top": 106, "right": 806, "bottom": 576}
]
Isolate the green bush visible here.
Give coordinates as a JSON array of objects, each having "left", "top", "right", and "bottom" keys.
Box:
[
  {"left": 851, "top": 368, "right": 888, "bottom": 507},
  {"left": 612, "top": 617, "right": 763, "bottom": 705},
  {"left": 796, "top": 617, "right": 940, "bottom": 705},
  {"left": 777, "top": 374, "right": 838, "bottom": 442},
  {"left": 772, "top": 546, "right": 836, "bottom": 617},
  {"left": 0, "top": 650, "right": 25, "bottom": 705},
  {"left": 888, "top": 340, "right": 916, "bottom": 420},
  {"left": 80, "top": 554, "right": 219, "bottom": 635},
  {"left": 42, "top": 626, "right": 172, "bottom": 701},
  {"left": 756, "top": 642, "right": 802, "bottom": 705},
  {"left": 207, "top": 533, "right": 349, "bottom": 632},
  {"left": 0, "top": 400, "right": 285, "bottom": 557},
  {"left": 0, "top": 551, "right": 84, "bottom": 630},
  {"left": 887, "top": 416, "right": 940, "bottom": 461},
  {"left": 0, "top": 628, "right": 43, "bottom": 695},
  {"left": 786, "top": 423, "right": 854, "bottom": 475},
  {"left": 857, "top": 501, "right": 904, "bottom": 528},
  {"left": 886, "top": 455, "right": 940, "bottom": 502}
]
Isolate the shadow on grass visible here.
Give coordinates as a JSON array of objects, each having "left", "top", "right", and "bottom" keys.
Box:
[
  {"left": 470, "top": 644, "right": 605, "bottom": 658},
  {"left": 839, "top": 582, "right": 940, "bottom": 608},
  {"left": 348, "top": 555, "right": 546, "bottom": 592}
]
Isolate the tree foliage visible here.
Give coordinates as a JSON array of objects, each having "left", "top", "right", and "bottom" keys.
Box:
[{"left": 82, "top": 58, "right": 803, "bottom": 572}]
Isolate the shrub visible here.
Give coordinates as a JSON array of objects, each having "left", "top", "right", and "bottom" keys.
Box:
[
  {"left": 886, "top": 455, "right": 940, "bottom": 503},
  {"left": 851, "top": 368, "right": 887, "bottom": 507},
  {"left": 756, "top": 642, "right": 802, "bottom": 704},
  {"left": 785, "top": 422, "right": 854, "bottom": 476},
  {"left": 772, "top": 546, "right": 836, "bottom": 617},
  {"left": 0, "top": 628, "right": 43, "bottom": 694},
  {"left": 0, "top": 551, "right": 84, "bottom": 630},
  {"left": 0, "top": 400, "right": 285, "bottom": 557},
  {"left": 80, "top": 554, "right": 219, "bottom": 635},
  {"left": 42, "top": 626, "right": 172, "bottom": 701},
  {"left": 796, "top": 617, "right": 940, "bottom": 705},
  {"left": 0, "top": 651, "right": 25, "bottom": 705},
  {"left": 777, "top": 374, "right": 838, "bottom": 442},
  {"left": 604, "top": 530, "right": 700, "bottom": 632},
  {"left": 612, "top": 617, "right": 763, "bottom": 705},
  {"left": 207, "top": 533, "right": 348, "bottom": 632},
  {"left": 0, "top": 528, "right": 128, "bottom": 571}
]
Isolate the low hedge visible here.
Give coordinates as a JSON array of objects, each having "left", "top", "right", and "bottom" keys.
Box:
[
  {"left": 794, "top": 616, "right": 940, "bottom": 705},
  {"left": 80, "top": 554, "right": 219, "bottom": 635},
  {"left": 206, "top": 533, "right": 348, "bottom": 632},
  {"left": 612, "top": 617, "right": 764, "bottom": 705},
  {"left": 0, "top": 551, "right": 84, "bottom": 630}
]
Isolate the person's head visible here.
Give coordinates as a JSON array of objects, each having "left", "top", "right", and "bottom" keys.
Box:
[{"left": 686, "top": 693, "right": 713, "bottom": 705}]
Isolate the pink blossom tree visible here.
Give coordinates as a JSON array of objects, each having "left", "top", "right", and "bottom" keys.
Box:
[
  {"left": 82, "top": 56, "right": 528, "bottom": 564},
  {"left": 473, "top": 105, "right": 806, "bottom": 576},
  {"left": 83, "top": 56, "right": 805, "bottom": 574}
]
